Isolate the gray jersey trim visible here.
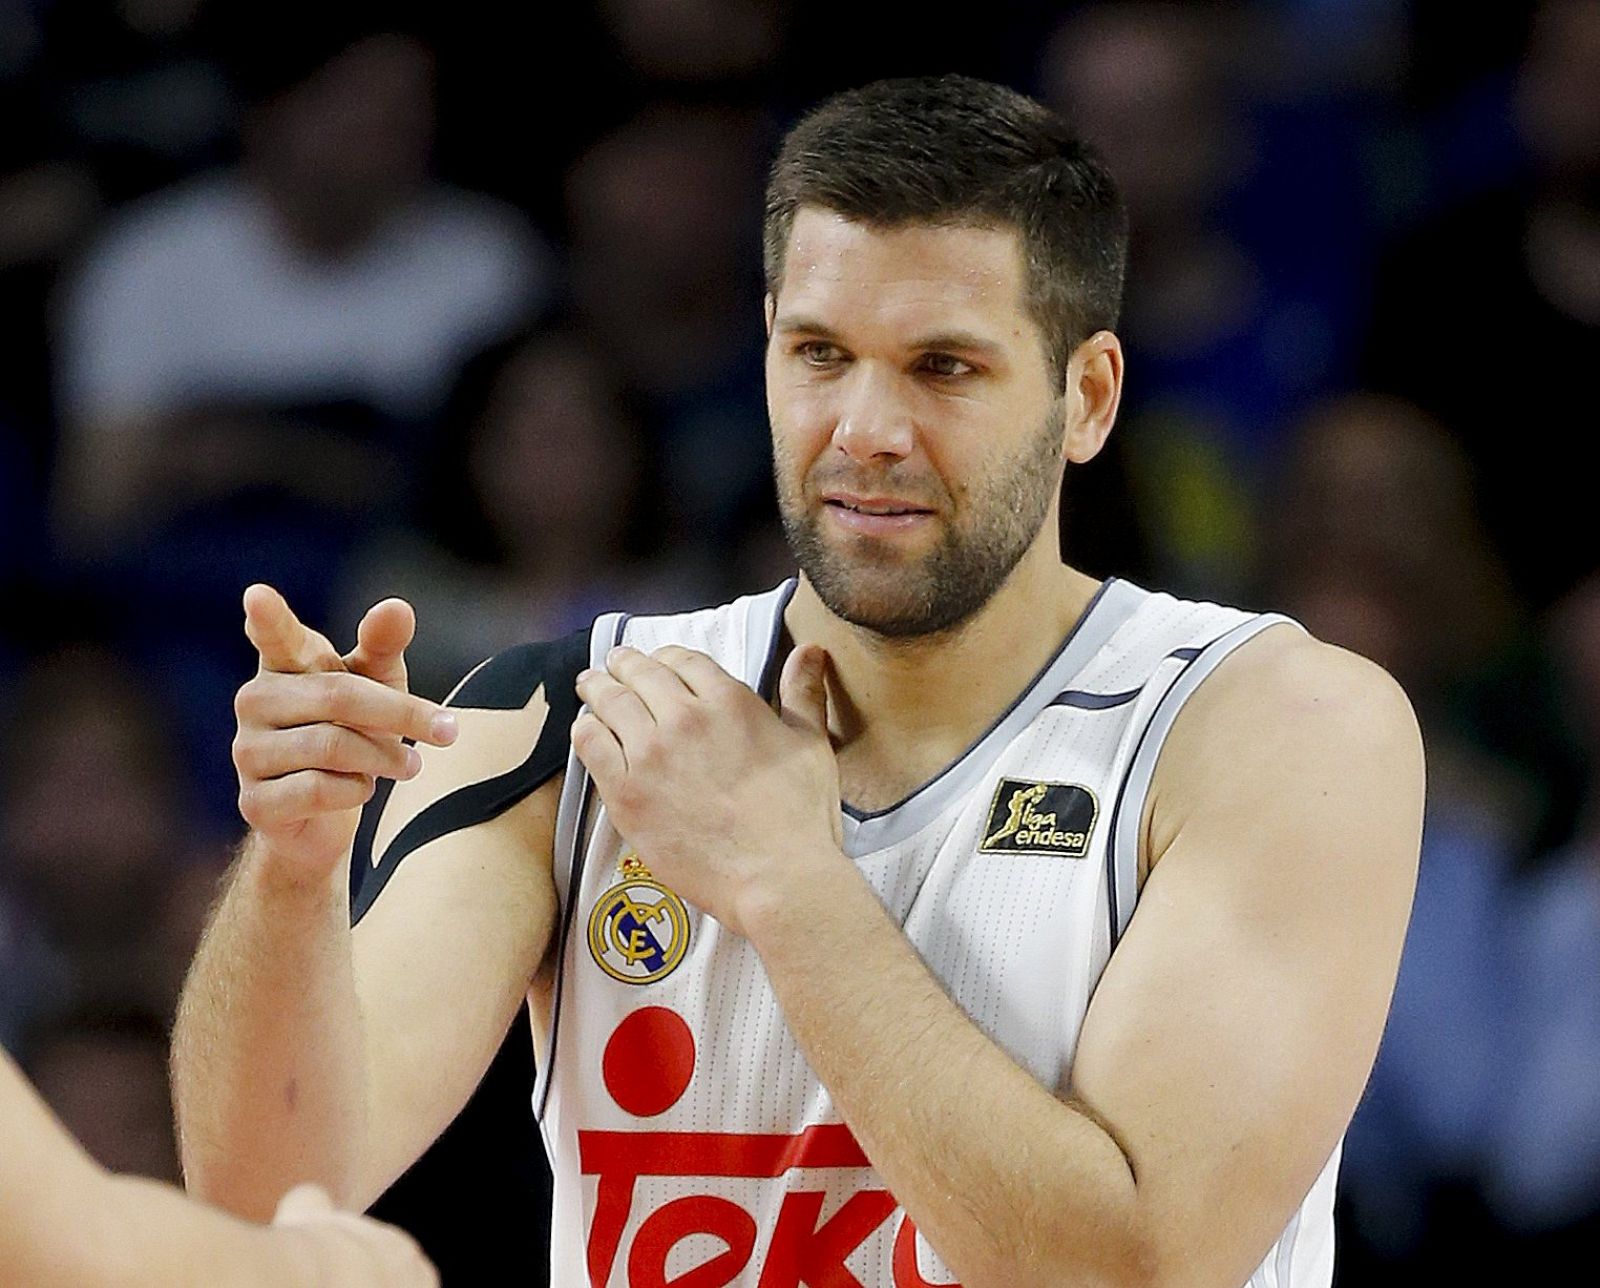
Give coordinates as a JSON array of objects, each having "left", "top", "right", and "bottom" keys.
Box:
[
  {"left": 747, "top": 578, "right": 800, "bottom": 696},
  {"left": 1107, "top": 614, "right": 1298, "bottom": 945},
  {"left": 839, "top": 578, "right": 1144, "bottom": 858},
  {"left": 533, "top": 610, "right": 629, "bottom": 1120}
]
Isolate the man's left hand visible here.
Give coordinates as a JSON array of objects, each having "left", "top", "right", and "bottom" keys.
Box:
[{"left": 571, "top": 642, "right": 846, "bottom": 937}]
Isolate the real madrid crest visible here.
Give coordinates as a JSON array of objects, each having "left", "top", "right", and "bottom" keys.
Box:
[{"left": 587, "top": 852, "right": 691, "bottom": 985}]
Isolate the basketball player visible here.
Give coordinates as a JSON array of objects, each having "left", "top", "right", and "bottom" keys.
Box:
[
  {"left": 172, "top": 77, "right": 1422, "bottom": 1286},
  {"left": 0, "top": 1049, "right": 435, "bottom": 1283}
]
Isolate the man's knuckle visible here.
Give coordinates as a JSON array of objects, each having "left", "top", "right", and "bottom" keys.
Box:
[
  {"left": 233, "top": 682, "right": 261, "bottom": 720},
  {"left": 313, "top": 724, "right": 346, "bottom": 765},
  {"left": 231, "top": 733, "right": 261, "bottom": 775},
  {"left": 238, "top": 783, "right": 270, "bottom": 824},
  {"left": 632, "top": 732, "right": 664, "bottom": 768},
  {"left": 613, "top": 778, "right": 644, "bottom": 814},
  {"left": 303, "top": 772, "right": 333, "bottom": 810},
  {"left": 317, "top": 673, "right": 350, "bottom": 719}
]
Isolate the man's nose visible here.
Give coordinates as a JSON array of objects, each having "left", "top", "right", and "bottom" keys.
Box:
[{"left": 832, "top": 364, "right": 915, "bottom": 463}]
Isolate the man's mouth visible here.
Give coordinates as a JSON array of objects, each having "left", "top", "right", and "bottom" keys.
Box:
[
  {"left": 820, "top": 494, "right": 937, "bottom": 534},
  {"left": 822, "top": 495, "right": 934, "bottom": 517}
]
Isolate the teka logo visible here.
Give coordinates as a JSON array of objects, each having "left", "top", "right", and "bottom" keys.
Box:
[{"left": 578, "top": 1007, "right": 961, "bottom": 1287}]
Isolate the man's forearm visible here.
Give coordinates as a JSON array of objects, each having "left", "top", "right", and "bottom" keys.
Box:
[
  {"left": 172, "top": 836, "right": 370, "bottom": 1219},
  {"left": 743, "top": 858, "right": 1150, "bottom": 1288}
]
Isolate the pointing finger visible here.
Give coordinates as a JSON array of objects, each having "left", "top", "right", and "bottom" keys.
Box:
[
  {"left": 244, "top": 584, "right": 342, "bottom": 675},
  {"left": 238, "top": 671, "right": 458, "bottom": 746}
]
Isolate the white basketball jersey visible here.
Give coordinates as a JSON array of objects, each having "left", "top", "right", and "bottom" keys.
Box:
[{"left": 532, "top": 577, "right": 1340, "bottom": 1287}]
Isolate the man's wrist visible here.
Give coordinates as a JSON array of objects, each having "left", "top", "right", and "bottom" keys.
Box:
[
  {"left": 735, "top": 843, "right": 860, "bottom": 951},
  {"left": 241, "top": 831, "right": 347, "bottom": 911}
]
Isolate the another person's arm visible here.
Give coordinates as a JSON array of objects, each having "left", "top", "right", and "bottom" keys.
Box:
[
  {"left": 574, "top": 628, "right": 1423, "bottom": 1286},
  {"left": 171, "top": 586, "right": 563, "bottom": 1218},
  {"left": 0, "top": 1048, "right": 435, "bottom": 1286}
]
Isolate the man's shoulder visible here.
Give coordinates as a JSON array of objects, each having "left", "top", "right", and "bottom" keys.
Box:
[
  {"left": 1186, "top": 626, "right": 1417, "bottom": 752},
  {"left": 447, "top": 627, "right": 593, "bottom": 714},
  {"left": 1151, "top": 626, "right": 1423, "bottom": 856}
]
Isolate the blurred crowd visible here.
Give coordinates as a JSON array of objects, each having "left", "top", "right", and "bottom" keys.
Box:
[{"left": 0, "top": 0, "right": 1596, "bottom": 1282}]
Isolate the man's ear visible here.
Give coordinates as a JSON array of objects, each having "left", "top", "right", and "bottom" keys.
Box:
[
  {"left": 764, "top": 293, "right": 776, "bottom": 337},
  {"left": 1062, "top": 331, "right": 1124, "bottom": 465}
]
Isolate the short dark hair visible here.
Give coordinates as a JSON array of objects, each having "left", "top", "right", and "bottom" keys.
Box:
[{"left": 763, "top": 75, "right": 1127, "bottom": 386}]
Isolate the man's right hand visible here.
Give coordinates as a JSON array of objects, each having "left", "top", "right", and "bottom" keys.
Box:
[
  {"left": 231, "top": 584, "right": 459, "bottom": 884},
  {"left": 272, "top": 1184, "right": 439, "bottom": 1287}
]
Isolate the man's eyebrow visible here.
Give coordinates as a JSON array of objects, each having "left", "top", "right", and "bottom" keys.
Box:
[
  {"left": 772, "top": 317, "right": 1003, "bottom": 356},
  {"left": 906, "top": 330, "right": 1004, "bottom": 357},
  {"left": 772, "top": 315, "right": 842, "bottom": 338}
]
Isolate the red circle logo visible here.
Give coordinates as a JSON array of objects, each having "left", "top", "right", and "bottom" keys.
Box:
[{"left": 602, "top": 1006, "right": 696, "bottom": 1117}]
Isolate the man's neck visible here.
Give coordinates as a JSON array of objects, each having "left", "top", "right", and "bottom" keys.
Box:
[{"left": 783, "top": 547, "right": 1103, "bottom": 812}]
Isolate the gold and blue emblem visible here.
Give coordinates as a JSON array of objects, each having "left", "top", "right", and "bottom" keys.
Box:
[{"left": 587, "top": 853, "right": 691, "bottom": 985}]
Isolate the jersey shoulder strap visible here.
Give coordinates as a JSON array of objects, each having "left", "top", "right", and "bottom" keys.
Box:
[{"left": 349, "top": 626, "right": 591, "bottom": 925}]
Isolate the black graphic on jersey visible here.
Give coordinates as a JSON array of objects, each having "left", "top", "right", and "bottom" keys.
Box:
[{"left": 349, "top": 628, "right": 590, "bottom": 926}]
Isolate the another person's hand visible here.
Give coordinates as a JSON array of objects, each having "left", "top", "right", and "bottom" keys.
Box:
[
  {"left": 232, "top": 584, "right": 458, "bottom": 884},
  {"left": 272, "top": 1184, "right": 438, "bottom": 1287}
]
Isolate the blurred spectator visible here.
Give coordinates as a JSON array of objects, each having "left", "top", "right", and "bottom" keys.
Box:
[
  {"left": 1337, "top": 570, "right": 1600, "bottom": 1277},
  {"left": 1263, "top": 392, "right": 1575, "bottom": 843},
  {"left": 1269, "top": 393, "right": 1588, "bottom": 1278},
  {"left": 22, "top": 1006, "right": 181, "bottom": 1183},
  {"left": 40, "top": 0, "right": 234, "bottom": 205},
  {"left": 52, "top": 4, "right": 548, "bottom": 556},
  {"left": 0, "top": 643, "right": 209, "bottom": 1021},
  {"left": 1042, "top": 1, "right": 1380, "bottom": 598},
  {"left": 1478, "top": 576, "right": 1600, "bottom": 1234},
  {"left": 337, "top": 325, "right": 714, "bottom": 700},
  {"left": 598, "top": 0, "right": 792, "bottom": 88},
  {"left": 1366, "top": 0, "right": 1600, "bottom": 609},
  {"left": 565, "top": 104, "right": 771, "bottom": 544},
  {"left": 0, "top": 0, "right": 106, "bottom": 449},
  {"left": 0, "top": 415, "right": 46, "bottom": 603}
]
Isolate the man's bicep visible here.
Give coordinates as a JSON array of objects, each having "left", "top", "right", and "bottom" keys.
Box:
[
  {"left": 350, "top": 629, "right": 588, "bottom": 924},
  {"left": 1068, "top": 636, "right": 1422, "bottom": 1285},
  {"left": 342, "top": 631, "right": 587, "bottom": 1203}
]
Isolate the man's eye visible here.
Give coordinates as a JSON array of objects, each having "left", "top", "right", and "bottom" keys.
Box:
[
  {"left": 920, "top": 353, "right": 974, "bottom": 378},
  {"left": 796, "top": 341, "right": 842, "bottom": 366}
]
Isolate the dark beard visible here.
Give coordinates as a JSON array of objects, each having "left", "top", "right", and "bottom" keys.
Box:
[{"left": 778, "top": 406, "right": 1064, "bottom": 638}]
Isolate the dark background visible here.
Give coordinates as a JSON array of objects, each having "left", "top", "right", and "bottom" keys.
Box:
[{"left": 2, "top": 0, "right": 1598, "bottom": 1282}]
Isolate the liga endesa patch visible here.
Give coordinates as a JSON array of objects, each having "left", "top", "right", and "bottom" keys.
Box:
[{"left": 978, "top": 779, "right": 1098, "bottom": 857}]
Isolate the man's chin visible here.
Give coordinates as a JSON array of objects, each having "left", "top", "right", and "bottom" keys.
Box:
[{"left": 809, "top": 574, "right": 965, "bottom": 638}]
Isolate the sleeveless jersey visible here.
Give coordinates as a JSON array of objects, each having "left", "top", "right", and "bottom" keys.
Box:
[{"left": 531, "top": 576, "right": 1341, "bottom": 1288}]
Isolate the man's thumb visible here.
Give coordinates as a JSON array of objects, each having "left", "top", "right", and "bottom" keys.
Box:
[
  {"left": 344, "top": 597, "right": 416, "bottom": 690},
  {"left": 778, "top": 643, "right": 831, "bottom": 739}
]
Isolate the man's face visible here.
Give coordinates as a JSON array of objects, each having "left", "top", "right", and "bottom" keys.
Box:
[{"left": 766, "top": 208, "right": 1067, "bottom": 637}]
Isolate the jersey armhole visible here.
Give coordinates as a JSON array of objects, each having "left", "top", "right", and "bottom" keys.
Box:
[{"left": 1105, "top": 614, "right": 1299, "bottom": 947}]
